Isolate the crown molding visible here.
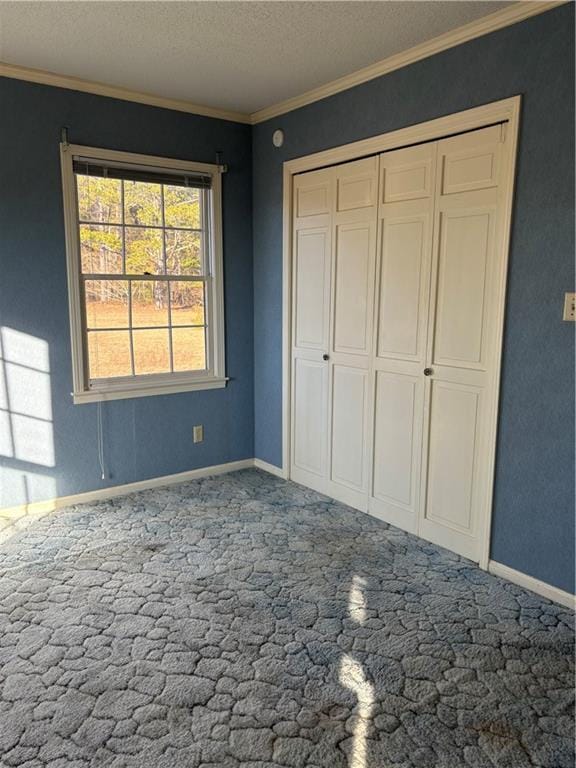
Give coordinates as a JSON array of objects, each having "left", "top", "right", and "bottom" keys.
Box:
[
  {"left": 0, "top": 2, "right": 565, "bottom": 126},
  {"left": 250, "top": 1, "right": 566, "bottom": 124},
  {"left": 0, "top": 61, "right": 251, "bottom": 124}
]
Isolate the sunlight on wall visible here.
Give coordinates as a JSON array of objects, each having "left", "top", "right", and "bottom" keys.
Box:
[
  {"left": 0, "top": 327, "right": 55, "bottom": 467},
  {"left": 0, "top": 326, "right": 57, "bottom": 536},
  {"left": 0, "top": 467, "right": 57, "bottom": 544},
  {"left": 348, "top": 575, "right": 368, "bottom": 624},
  {"left": 340, "top": 654, "right": 375, "bottom": 768}
]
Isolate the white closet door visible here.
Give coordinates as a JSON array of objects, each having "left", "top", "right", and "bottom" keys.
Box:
[
  {"left": 419, "top": 124, "right": 505, "bottom": 561},
  {"left": 369, "top": 143, "right": 436, "bottom": 532},
  {"left": 291, "top": 157, "right": 378, "bottom": 510},
  {"left": 329, "top": 157, "right": 378, "bottom": 509},
  {"left": 291, "top": 122, "right": 512, "bottom": 565},
  {"left": 291, "top": 168, "right": 333, "bottom": 485}
]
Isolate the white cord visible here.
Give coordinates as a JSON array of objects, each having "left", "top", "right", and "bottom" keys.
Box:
[{"left": 97, "top": 401, "right": 106, "bottom": 480}]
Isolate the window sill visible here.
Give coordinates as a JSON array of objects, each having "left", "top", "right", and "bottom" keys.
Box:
[{"left": 73, "top": 377, "right": 228, "bottom": 404}]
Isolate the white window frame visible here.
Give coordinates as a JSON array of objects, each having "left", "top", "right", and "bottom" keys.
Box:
[{"left": 60, "top": 143, "right": 227, "bottom": 404}]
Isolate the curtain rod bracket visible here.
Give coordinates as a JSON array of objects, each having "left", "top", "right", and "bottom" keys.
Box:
[
  {"left": 215, "top": 151, "right": 228, "bottom": 173},
  {"left": 61, "top": 126, "right": 70, "bottom": 149}
]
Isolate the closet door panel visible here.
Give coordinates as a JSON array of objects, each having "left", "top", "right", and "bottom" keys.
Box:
[
  {"left": 291, "top": 168, "right": 334, "bottom": 495},
  {"left": 372, "top": 371, "right": 422, "bottom": 529},
  {"left": 296, "top": 183, "right": 331, "bottom": 218},
  {"left": 378, "top": 213, "right": 430, "bottom": 360},
  {"left": 425, "top": 381, "right": 481, "bottom": 534},
  {"left": 331, "top": 365, "right": 368, "bottom": 491},
  {"left": 369, "top": 143, "right": 436, "bottom": 532},
  {"left": 292, "top": 358, "right": 328, "bottom": 476},
  {"left": 434, "top": 208, "right": 495, "bottom": 368},
  {"left": 326, "top": 156, "right": 378, "bottom": 510},
  {"left": 420, "top": 123, "right": 506, "bottom": 562},
  {"left": 441, "top": 124, "right": 501, "bottom": 195},
  {"left": 382, "top": 154, "right": 434, "bottom": 203},
  {"left": 291, "top": 157, "right": 377, "bottom": 512},
  {"left": 337, "top": 156, "right": 378, "bottom": 211},
  {"left": 334, "top": 222, "right": 373, "bottom": 355},
  {"left": 294, "top": 228, "right": 331, "bottom": 350}
]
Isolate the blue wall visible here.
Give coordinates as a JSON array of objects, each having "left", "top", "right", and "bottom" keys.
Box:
[
  {"left": 252, "top": 5, "right": 575, "bottom": 593},
  {"left": 0, "top": 78, "right": 254, "bottom": 507}
]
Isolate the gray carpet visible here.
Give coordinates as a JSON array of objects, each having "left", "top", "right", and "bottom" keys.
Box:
[{"left": 0, "top": 469, "right": 573, "bottom": 768}]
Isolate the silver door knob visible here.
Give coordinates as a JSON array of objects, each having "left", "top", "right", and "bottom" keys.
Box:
[
  {"left": 323, "top": 354, "right": 330, "bottom": 361},
  {"left": 423, "top": 367, "right": 433, "bottom": 376}
]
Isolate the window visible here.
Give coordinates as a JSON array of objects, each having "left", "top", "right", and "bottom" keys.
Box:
[{"left": 61, "top": 144, "right": 226, "bottom": 403}]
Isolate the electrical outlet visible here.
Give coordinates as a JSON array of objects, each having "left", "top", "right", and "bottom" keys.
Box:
[
  {"left": 563, "top": 292, "right": 576, "bottom": 322},
  {"left": 193, "top": 425, "right": 204, "bottom": 443}
]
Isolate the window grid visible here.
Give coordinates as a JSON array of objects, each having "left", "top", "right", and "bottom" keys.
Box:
[
  {"left": 161, "top": 184, "right": 174, "bottom": 374},
  {"left": 77, "top": 221, "right": 203, "bottom": 233},
  {"left": 77, "top": 177, "right": 208, "bottom": 381}
]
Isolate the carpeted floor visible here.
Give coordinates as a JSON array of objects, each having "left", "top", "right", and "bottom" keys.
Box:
[{"left": 0, "top": 469, "right": 573, "bottom": 768}]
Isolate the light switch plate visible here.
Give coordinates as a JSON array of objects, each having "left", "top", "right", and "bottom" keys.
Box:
[
  {"left": 563, "top": 292, "right": 575, "bottom": 322},
  {"left": 193, "top": 425, "right": 204, "bottom": 443}
]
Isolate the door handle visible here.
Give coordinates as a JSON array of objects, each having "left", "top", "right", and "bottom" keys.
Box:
[
  {"left": 323, "top": 354, "right": 330, "bottom": 361},
  {"left": 423, "top": 367, "right": 433, "bottom": 376}
]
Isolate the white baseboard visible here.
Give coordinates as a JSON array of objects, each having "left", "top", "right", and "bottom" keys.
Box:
[
  {"left": 5, "top": 464, "right": 572, "bottom": 612},
  {"left": 253, "top": 458, "right": 288, "bottom": 479},
  {"left": 0, "top": 459, "right": 254, "bottom": 519},
  {"left": 488, "top": 560, "right": 575, "bottom": 610}
]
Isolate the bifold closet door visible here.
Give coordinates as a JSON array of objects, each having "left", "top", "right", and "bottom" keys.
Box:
[
  {"left": 370, "top": 123, "right": 507, "bottom": 562},
  {"left": 330, "top": 157, "right": 378, "bottom": 509},
  {"left": 291, "top": 122, "right": 510, "bottom": 563},
  {"left": 369, "top": 143, "right": 437, "bottom": 532},
  {"left": 291, "top": 157, "right": 378, "bottom": 510},
  {"left": 291, "top": 167, "right": 333, "bottom": 485},
  {"left": 418, "top": 124, "right": 505, "bottom": 561}
]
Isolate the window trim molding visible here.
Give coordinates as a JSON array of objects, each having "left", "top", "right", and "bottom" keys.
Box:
[{"left": 60, "top": 143, "right": 227, "bottom": 404}]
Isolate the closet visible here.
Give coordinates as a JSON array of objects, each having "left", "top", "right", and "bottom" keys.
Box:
[{"left": 290, "top": 123, "right": 511, "bottom": 562}]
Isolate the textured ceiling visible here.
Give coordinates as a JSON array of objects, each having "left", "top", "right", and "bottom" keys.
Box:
[{"left": 0, "top": 1, "right": 512, "bottom": 114}]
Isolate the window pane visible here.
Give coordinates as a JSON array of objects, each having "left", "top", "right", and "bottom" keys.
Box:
[
  {"left": 85, "top": 281, "right": 129, "bottom": 328},
  {"left": 172, "top": 327, "right": 206, "bottom": 372},
  {"left": 88, "top": 331, "right": 132, "bottom": 379},
  {"left": 166, "top": 230, "right": 203, "bottom": 276},
  {"left": 80, "top": 224, "right": 123, "bottom": 273},
  {"left": 133, "top": 329, "right": 170, "bottom": 375},
  {"left": 125, "top": 227, "right": 164, "bottom": 274},
  {"left": 131, "top": 282, "right": 168, "bottom": 327},
  {"left": 170, "top": 282, "right": 205, "bottom": 325},
  {"left": 124, "top": 180, "right": 162, "bottom": 226},
  {"left": 164, "top": 185, "right": 201, "bottom": 229},
  {"left": 77, "top": 175, "right": 121, "bottom": 223}
]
